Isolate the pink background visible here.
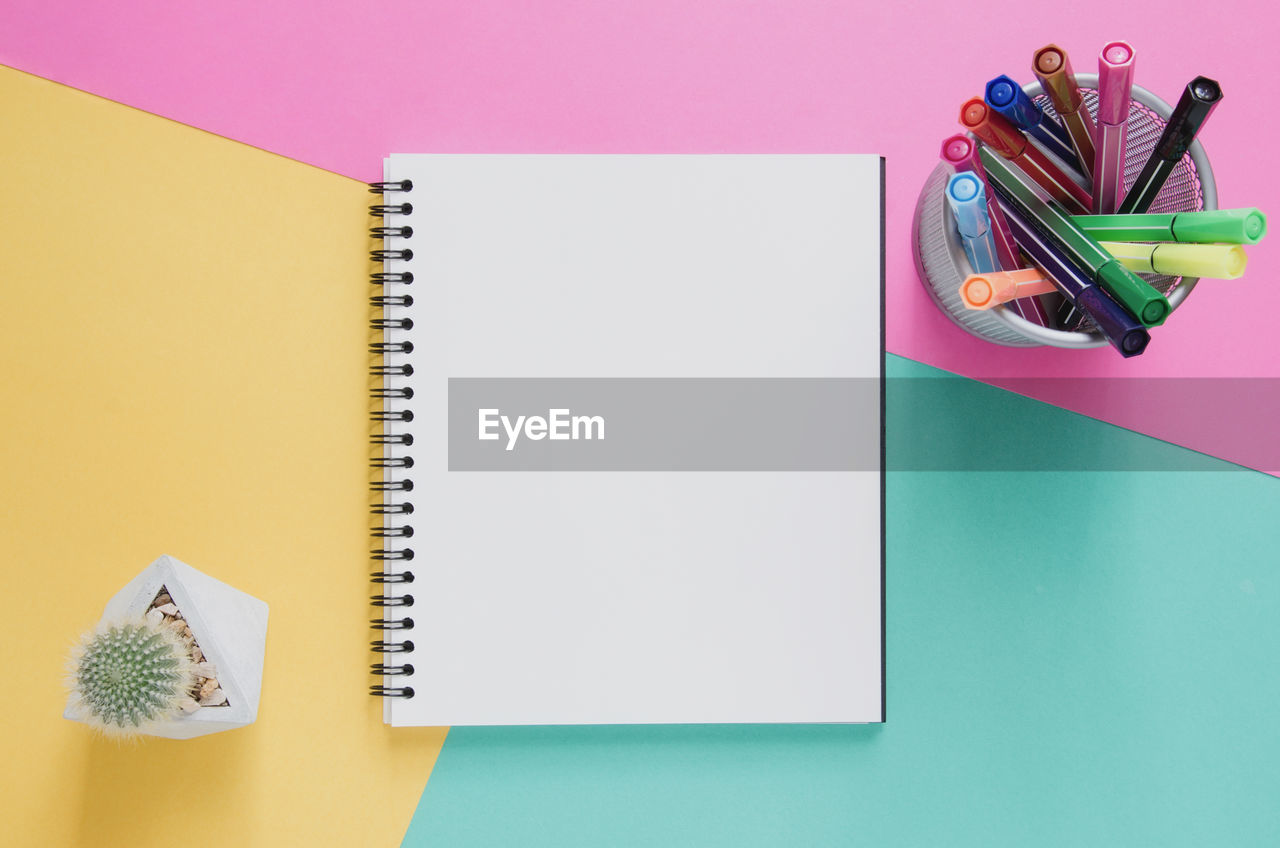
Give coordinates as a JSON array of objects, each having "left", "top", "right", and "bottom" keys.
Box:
[{"left": 3, "top": 0, "right": 1275, "bottom": 469}]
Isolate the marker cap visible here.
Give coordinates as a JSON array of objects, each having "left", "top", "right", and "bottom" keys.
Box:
[
  {"left": 1033, "top": 44, "right": 1082, "bottom": 113},
  {"left": 1097, "top": 41, "right": 1135, "bottom": 126},
  {"left": 1154, "top": 243, "right": 1248, "bottom": 279},
  {"left": 1097, "top": 260, "right": 1169, "bottom": 325},
  {"left": 1076, "top": 288, "right": 1150, "bottom": 357},
  {"left": 940, "top": 134, "right": 977, "bottom": 170},
  {"left": 1156, "top": 76, "right": 1223, "bottom": 160},
  {"left": 1171, "top": 208, "right": 1267, "bottom": 245},
  {"left": 1100, "top": 240, "right": 1249, "bottom": 279},
  {"left": 960, "top": 274, "right": 997, "bottom": 309},
  {"left": 984, "top": 75, "right": 1043, "bottom": 130},
  {"left": 946, "top": 172, "right": 990, "bottom": 238},
  {"left": 959, "top": 97, "right": 1026, "bottom": 160}
]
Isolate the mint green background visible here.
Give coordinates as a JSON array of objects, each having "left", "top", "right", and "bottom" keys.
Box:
[{"left": 402, "top": 356, "right": 1280, "bottom": 846}]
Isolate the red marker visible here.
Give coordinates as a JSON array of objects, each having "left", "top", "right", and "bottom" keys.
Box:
[
  {"left": 959, "top": 97, "right": 1091, "bottom": 214},
  {"left": 1034, "top": 44, "right": 1098, "bottom": 185}
]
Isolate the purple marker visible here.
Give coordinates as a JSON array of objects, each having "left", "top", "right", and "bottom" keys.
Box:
[
  {"left": 1094, "top": 41, "right": 1135, "bottom": 215},
  {"left": 941, "top": 134, "right": 1050, "bottom": 326},
  {"left": 993, "top": 193, "right": 1150, "bottom": 357}
]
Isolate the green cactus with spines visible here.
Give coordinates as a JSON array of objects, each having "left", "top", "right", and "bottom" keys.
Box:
[{"left": 67, "top": 617, "right": 196, "bottom": 737}]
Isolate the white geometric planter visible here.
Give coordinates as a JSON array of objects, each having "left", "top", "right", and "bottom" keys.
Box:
[{"left": 64, "top": 555, "right": 269, "bottom": 739}]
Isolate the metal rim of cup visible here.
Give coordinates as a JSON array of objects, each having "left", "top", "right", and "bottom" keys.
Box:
[
  {"left": 987, "top": 74, "right": 1217, "bottom": 347},
  {"left": 922, "top": 74, "right": 1218, "bottom": 348}
]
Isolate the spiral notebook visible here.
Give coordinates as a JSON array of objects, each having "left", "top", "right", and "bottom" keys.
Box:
[{"left": 370, "top": 155, "right": 884, "bottom": 726}]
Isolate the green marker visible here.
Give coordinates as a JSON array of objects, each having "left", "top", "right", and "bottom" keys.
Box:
[
  {"left": 979, "top": 147, "right": 1171, "bottom": 327},
  {"left": 1072, "top": 208, "right": 1267, "bottom": 245}
]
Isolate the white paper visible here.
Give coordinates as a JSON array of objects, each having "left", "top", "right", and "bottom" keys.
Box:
[{"left": 378, "top": 155, "right": 883, "bottom": 725}]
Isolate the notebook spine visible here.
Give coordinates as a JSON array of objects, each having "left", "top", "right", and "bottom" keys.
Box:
[{"left": 368, "top": 179, "right": 416, "bottom": 700}]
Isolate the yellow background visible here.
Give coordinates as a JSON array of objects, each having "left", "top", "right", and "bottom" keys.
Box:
[{"left": 0, "top": 66, "right": 445, "bottom": 845}]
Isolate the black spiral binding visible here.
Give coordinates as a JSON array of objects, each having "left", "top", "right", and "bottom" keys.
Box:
[{"left": 368, "top": 178, "right": 416, "bottom": 700}]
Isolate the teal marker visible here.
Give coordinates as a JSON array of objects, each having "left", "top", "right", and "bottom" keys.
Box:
[{"left": 979, "top": 147, "right": 1171, "bottom": 327}]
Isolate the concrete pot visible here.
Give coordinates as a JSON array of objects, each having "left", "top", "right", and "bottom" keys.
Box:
[{"left": 65, "top": 555, "right": 269, "bottom": 739}]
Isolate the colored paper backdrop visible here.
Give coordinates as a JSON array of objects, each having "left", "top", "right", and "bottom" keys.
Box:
[
  {"left": 0, "top": 67, "right": 445, "bottom": 848},
  {"left": 2, "top": 3, "right": 1278, "bottom": 845},
  {"left": 402, "top": 356, "right": 1280, "bottom": 847},
  {"left": 2, "top": 0, "right": 1277, "bottom": 470}
]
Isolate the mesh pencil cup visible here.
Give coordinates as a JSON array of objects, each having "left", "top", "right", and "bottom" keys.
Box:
[{"left": 912, "top": 74, "right": 1217, "bottom": 348}]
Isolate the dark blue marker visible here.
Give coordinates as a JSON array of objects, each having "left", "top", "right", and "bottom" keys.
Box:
[
  {"left": 992, "top": 192, "right": 1150, "bottom": 357},
  {"left": 985, "top": 75, "right": 1082, "bottom": 174}
]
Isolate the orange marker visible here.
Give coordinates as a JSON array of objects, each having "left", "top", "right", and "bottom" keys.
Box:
[
  {"left": 960, "top": 97, "right": 1092, "bottom": 214},
  {"left": 960, "top": 268, "right": 1059, "bottom": 311}
]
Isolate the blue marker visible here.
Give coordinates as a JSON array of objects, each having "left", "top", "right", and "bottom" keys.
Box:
[
  {"left": 984, "top": 75, "right": 1082, "bottom": 174},
  {"left": 946, "top": 172, "right": 999, "bottom": 273}
]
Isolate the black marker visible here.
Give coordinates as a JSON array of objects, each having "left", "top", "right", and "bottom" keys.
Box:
[{"left": 1118, "top": 76, "right": 1222, "bottom": 214}]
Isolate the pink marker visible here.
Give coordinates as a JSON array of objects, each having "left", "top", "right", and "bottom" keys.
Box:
[
  {"left": 941, "top": 134, "right": 1050, "bottom": 326},
  {"left": 1094, "top": 41, "right": 1136, "bottom": 215}
]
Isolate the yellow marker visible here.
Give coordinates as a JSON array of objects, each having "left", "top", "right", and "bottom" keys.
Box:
[
  {"left": 960, "top": 268, "right": 1058, "bottom": 310},
  {"left": 1099, "top": 241, "right": 1247, "bottom": 279}
]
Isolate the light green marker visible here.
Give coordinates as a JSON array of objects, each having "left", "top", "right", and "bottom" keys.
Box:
[
  {"left": 980, "top": 147, "right": 1171, "bottom": 327},
  {"left": 1073, "top": 208, "right": 1267, "bottom": 244}
]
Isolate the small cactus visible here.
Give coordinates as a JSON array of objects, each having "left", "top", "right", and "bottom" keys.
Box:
[{"left": 66, "top": 617, "right": 197, "bottom": 737}]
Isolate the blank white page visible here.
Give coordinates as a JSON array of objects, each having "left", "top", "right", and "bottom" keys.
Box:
[{"left": 378, "top": 155, "right": 883, "bottom": 725}]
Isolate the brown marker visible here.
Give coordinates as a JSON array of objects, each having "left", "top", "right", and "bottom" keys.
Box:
[{"left": 1034, "top": 44, "right": 1098, "bottom": 187}]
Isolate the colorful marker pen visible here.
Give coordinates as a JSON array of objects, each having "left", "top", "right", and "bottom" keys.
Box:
[
  {"left": 960, "top": 97, "right": 1092, "bottom": 214},
  {"left": 1098, "top": 241, "right": 1247, "bottom": 279},
  {"left": 960, "top": 268, "right": 1059, "bottom": 310},
  {"left": 940, "top": 134, "right": 1051, "bottom": 326},
  {"left": 984, "top": 75, "right": 1081, "bottom": 173},
  {"left": 1118, "top": 76, "right": 1222, "bottom": 214},
  {"left": 1073, "top": 208, "right": 1267, "bottom": 244},
  {"left": 993, "top": 192, "right": 1150, "bottom": 356},
  {"left": 1033, "top": 44, "right": 1098, "bottom": 184},
  {"left": 941, "top": 134, "right": 1020, "bottom": 269},
  {"left": 963, "top": 247, "right": 1248, "bottom": 305},
  {"left": 946, "top": 172, "right": 1000, "bottom": 272},
  {"left": 980, "top": 146, "right": 1171, "bottom": 326},
  {"left": 1094, "top": 41, "right": 1135, "bottom": 215}
]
